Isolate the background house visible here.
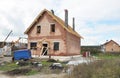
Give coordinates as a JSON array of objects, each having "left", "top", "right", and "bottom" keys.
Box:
[
  {"left": 24, "top": 9, "right": 82, "bottom": 56},
  {"left": 81, "top": 40, "right": 120, "bottom": 54},
  {"left": 101, "top": 40, "right": 120, "bottom": 52}
]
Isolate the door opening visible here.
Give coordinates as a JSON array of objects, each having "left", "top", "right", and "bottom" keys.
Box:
[{"left": 42, "top": 43, "right": 48, "bottom": 55}]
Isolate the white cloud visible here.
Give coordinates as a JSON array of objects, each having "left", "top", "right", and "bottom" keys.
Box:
[
  {"left": 0, "top": 0, "right": 120, "bottom": 45},
  {"left": 58, "top": 0, "right": 120, "bottom": 21}
]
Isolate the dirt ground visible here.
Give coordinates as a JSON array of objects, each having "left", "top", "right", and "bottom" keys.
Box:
[
  {"left": 0, "top": 71, "right": 66, "bottom": 78},
  {"left": 17, "top": 73, "right": 66, "bottom": 78},
  {"left": 0, "top": 57, "right": 12, "bottom": 63}
]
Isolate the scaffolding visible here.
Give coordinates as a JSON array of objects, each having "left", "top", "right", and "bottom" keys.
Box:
[{"left": 0, "top": 37, "right": 27, "bottom": 57}]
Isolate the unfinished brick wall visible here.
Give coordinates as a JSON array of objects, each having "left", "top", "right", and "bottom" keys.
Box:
[
  {"left": 26, "top": 10, "right": 81, "bottom": 56},
  {"left": 66, "top": 31, "right": 80, "bottom": 55}
]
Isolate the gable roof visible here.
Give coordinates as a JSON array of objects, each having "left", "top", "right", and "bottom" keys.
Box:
[
  {"left": 103, "top": 40, "right": 120, "bottom": 46},
  {"left": 24, "top": 9, "right": 83, "bottom": 38}
]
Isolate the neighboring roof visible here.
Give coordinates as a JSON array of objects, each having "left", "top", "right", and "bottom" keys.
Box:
[
  {"left": 102, "top": 40, "right": 120, "bottom": 46},
  {"left": 24, "top": 9, "right": 83, "bottom": 38}
]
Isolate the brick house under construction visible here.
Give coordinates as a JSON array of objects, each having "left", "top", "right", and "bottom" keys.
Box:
[{"left": 24, "top": 9, "right": 82, "bottom": 56}]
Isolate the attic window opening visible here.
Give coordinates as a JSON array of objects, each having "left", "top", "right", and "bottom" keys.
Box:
[
  {"left": 50, "top": 24, "right": 55, "bottom": 32},
  {"left": 53, "top": 42, "right": 59, "bottom": 51},
  {"left": 37, "top": 26, "right": 41, "bottom": 33}
]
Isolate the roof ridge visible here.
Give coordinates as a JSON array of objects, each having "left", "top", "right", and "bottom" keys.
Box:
[
  {"left": 103, "top": 40, "right": 120, "bottom": 46},
  {"left": 24, "top": 9, "right": 83, "bottom": 38}
]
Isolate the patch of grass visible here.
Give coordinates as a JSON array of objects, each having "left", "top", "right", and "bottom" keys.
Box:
[
  {"left": 0, "top": 62, "right": 19, "bottom": 71},
  {"left": 42, "top": 60, "right": 52, "bottom": 65},
  {"left": 0, "top": 59, "right": 65, "bottom": 76},
  {"left": 26, "top": 69, "right": 38, "bottom": 75},
  {"left": 97, "top": 53, "right": 120, "bottom": 59},
  {"left": 6, "top": 68, "right": 31, "bottom": 76}
]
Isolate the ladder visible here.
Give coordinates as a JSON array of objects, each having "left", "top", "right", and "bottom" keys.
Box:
[
  {"left": 42, "top": 47, "right": 48, "bottom": 56},
  {"left": 39, "top": 46, "right": 49, "bottom": 57}
]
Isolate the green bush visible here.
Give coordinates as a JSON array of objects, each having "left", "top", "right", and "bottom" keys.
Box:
[
  {"left": 90, "top": 50, "right": 101, "bottom": 55},
  {"left": 67, "top": 59, "right": 120, "bottom": 78},
  {"left": 81, "top": 50, "right": 102, "bottom": 56}
]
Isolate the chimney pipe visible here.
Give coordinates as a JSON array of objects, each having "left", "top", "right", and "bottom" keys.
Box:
[
  {"left": 73, "top": 17, "right": 75, "bottom": 31},
  {"left": 51, "top": 10, "right": 54, "bottom": 15},
  {"left": 65, "top": 9, "right": 68, "bottom": 27}
]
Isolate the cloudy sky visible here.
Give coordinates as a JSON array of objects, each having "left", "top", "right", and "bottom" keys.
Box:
[{"left": 0, "top": 0, "right": 120, "bottom": 45}]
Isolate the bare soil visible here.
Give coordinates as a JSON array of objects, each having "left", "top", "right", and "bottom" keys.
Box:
[{"left": 0, "top": 71, "right": 66, "bottom": 78}]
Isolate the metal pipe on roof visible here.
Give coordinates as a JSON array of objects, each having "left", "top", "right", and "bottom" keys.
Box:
[
  {"left": 73, "top": 17, "right": 75, "bottom": 31},
  {"left": 51, "top": 10, "right": 54, "bottom": 15},
  {"left": 65, "top": 9, "right": 68, "bottom": 27}
]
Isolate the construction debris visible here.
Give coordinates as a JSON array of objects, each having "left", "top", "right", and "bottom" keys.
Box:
[
  {"left": 31, "top": 62, "right": 42, "bottom": 67},
  {"left": 47, "top": 59, "right": 57, "bottom": 62},
  {"left": 49, "top": 63, "right": 63, "bottom": 69},
  {"left": 16, "top": 61, "right": 30, "bottom": 66}
]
